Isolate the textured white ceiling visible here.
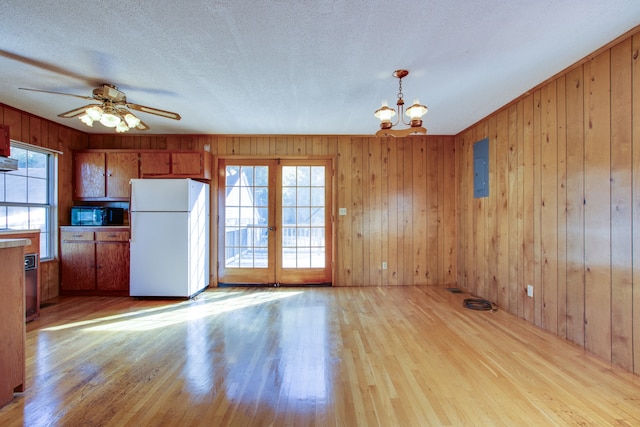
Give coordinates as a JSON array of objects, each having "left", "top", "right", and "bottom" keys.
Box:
[{"left": 0, "top": 1, "right": 639, "bottom": 136}]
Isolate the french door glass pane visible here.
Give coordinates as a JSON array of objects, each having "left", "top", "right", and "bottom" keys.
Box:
[
  {"left": 281, "top": 165, "right": 326, "bottom": 268},
  {"left": 311, "top": 166, "right": 324, "bottom": 186},
  {"left": 224, "top": 165, "right": 269, "bottom": 268}
]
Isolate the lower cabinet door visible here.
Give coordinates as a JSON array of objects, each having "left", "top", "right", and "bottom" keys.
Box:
[
  {"left": 60, "top": 241, "right": 96, "bottom": 291},
  {"left": 96, "top": 242, "right": 130, "bottom": 291}
]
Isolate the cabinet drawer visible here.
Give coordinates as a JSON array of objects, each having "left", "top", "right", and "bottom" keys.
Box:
[
  {"left": 61, "top": 231, "right": 94, "bottom": 241},
  {"left": 95, "top": 231, "right": 130, "bottom": 241}
]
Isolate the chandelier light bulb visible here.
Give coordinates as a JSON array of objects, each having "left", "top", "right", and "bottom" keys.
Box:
[
  {"left": 374, "top": 102, "right": 396, "bottom": 129},
  {"left": 406, "top": 99, "right": 428, "bottom": 122}
]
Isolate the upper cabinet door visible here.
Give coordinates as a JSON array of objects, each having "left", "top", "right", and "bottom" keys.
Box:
[
  {"left": 106, "top": 152, "right": 139, "bottom": 199},
  {"left": 74, "top": 151, "right": 139, "bottom": 200},
  {"left": 171, "top": 152, "right": 204, "bottom": 176},
  {"left": 140, "top": 152, "right": 171, "bottom": 176},
  {"left": 139, "top": 151, "right": 211, "bottom": 180},
  {"left": 74, "top": 151, "right": 106, "bottom": 199}
]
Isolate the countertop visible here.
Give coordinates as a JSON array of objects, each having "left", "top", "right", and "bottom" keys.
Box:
[
  {"left": 0, "top": 229, "right": 40, "bottom": 235},
  {"left": 0, "top": 238, "right": 31, "bottom": 249}
]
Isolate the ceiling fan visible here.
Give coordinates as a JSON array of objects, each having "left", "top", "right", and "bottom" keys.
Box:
[{"left": 18, "top": 83, "right": 181, "bottom": 132}]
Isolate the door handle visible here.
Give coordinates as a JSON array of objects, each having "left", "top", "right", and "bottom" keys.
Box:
[{"left": 268, "top": 226, "right": 276, "bottom": 231}]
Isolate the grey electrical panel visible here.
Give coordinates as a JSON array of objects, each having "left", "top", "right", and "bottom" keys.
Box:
[{"left": 473, "top": 137, "right": 489, "bottom": 198}]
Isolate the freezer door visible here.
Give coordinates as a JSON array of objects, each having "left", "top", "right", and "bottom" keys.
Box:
[{"left": 130, "top": 178, "right": 207, "bottom": 212}]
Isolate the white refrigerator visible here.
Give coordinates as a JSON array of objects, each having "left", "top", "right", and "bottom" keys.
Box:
[{"left": 129, "top": 178, "right": 210, "bottom": 298}]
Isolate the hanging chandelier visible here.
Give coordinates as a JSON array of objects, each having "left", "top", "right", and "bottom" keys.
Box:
[{"left": 374, "top": 69, "right": 428, "bottom": 137}]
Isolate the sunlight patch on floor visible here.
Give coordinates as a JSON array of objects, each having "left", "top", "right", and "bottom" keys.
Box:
[
  {"left": 42, "top": 292, "right": 237, "bottom": 332},
  {"left": 43, "top": 291, "right": 301, "bottom": 332},
  {"left": 86, "top": 291, "right": 301, "bottom": 332}
]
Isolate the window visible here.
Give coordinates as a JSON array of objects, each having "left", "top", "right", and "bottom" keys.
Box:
[{"left": 0, "top": 142, "right": 57, "bottom": 259}]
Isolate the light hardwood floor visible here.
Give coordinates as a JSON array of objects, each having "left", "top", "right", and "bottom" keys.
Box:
[{"left": 1, "top": 286, "right": 639, "bottom": 426}]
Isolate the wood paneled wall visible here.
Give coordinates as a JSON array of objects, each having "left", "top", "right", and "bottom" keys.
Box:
[
  {"left": 4, "top": 27, "right": 640, "bottom": 377},
  {"left": 88, "top": 134, "right": 457, "bottom": 287},
  {"left": 0, "top": 104, "right": 89, "bottom": 301},
  {"left": 455, "top": 29, "right": 640, "bottom": 373}
]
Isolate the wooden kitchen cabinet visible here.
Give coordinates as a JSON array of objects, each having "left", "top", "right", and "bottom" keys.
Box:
[
  {"left": 74, "top": 151, "right": 139, "bottom": 200},
  {"left": 0, "top": 124, "right": 10, "bottom": 157},
  {"left": 0, "top": 239, "right": 28, "bottom": 408},
  {"left": 95, "top": 230, "right": 130, "bottom": 292},
  {"left": 171, "top": 152, "right": 207, "bottom": 176},
  {"left": 140, "top": 150, "right": 211, "bottom": 180},
  {"left": 73, "top": 149, "right": 211, "bottom": 202},
  {"left": 0, "top": 230, "right": 41, "bottom": 322},
  {"left": 74, "top": 151, "right": 104, "bottom": 199},
  {"left": 60, "top": 231, "right": 94, "bottom": 291},
  {"left": 139, "top": 151, "right": 171, "bottom": 175},
  {"left": 60, "top": 227, "right": 130, "bottom": 296}
]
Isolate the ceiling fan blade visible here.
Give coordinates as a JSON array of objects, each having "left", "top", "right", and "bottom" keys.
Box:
[
  {"left": 19, "top": 87, "right": 96, "bottom": 101},
  {"left": 58, "top": 104, "right": 101, "bottom": 118},
  {"left": 126, "top": 103, "right": 181, "bottom": 120}
]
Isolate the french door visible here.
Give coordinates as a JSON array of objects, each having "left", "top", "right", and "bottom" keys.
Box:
[{"left": 217, "top": 158, "right": 332, "bottom": 286}]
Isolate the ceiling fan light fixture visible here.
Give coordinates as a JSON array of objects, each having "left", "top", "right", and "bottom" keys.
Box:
[
  {"left": 374, "top": 70, "right": 428, "bottom": 137},
  {"left": 99, "top": 113, "right": 120, "bottom": 128},
  {"left": 78, "top": 113, "right": 94, "bottom": 127},
  {"left": 19, "top": 83, "right": 181, "bottom": 132},
  {"left": 124, "top": 113, "right": 141, "bottom": 128},
  {"left": 115, "top": 121, "right": 130, "bottom": 133},
  {"left": 86, "top": 105, "right": 103, "bottom": 121},
  {"left": 99, "top": 105, "right": 121, "bottom": 128}
]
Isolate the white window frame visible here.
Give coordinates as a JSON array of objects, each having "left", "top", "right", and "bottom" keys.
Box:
[{"left": 0, "top": 141, "right": 58, "bottom": 260}]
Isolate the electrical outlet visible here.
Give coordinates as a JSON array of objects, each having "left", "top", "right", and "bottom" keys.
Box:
[
  {"left": 339, "top": 207, "right": 347, "bottom": 216},
  {"left": 382, "top": 261, "right": 388, "bottom": 270},
  {"left": 527, "top": 284, "right": 534, "bottom": 298}
]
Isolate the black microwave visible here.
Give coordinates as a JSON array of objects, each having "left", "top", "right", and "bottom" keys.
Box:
[{"left": 70, "top": 206, "right": 125, "bottom": 226}]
